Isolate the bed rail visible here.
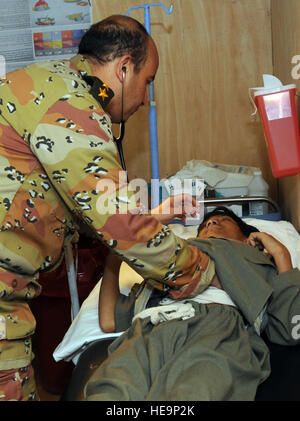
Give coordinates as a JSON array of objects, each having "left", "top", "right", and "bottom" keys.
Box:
[{"left": 201, "top": 195, "right": 280, "bottom": 214}]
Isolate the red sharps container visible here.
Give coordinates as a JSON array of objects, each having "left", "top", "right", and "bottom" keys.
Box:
[{"left": 252, "top": 75, "right": 300, "bottom": 178}]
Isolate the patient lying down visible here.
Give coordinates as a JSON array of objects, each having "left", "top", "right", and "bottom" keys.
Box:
[{"left": 84, "top": 207, "right": 300, "bottom": 401}]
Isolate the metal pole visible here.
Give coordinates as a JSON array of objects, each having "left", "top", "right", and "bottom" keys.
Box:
[{"left": 126, "top": 3, "right": 173, "bottom": 208}]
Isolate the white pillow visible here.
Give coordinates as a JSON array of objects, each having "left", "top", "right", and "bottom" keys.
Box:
[
  {"left": 243, "top": 218, "right": 300, "bottom": 270},
  {"left": 53, "top": 219, "right": 300, "bottom": 364}
]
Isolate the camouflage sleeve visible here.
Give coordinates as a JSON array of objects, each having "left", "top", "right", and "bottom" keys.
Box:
[{"left": 29, "top": 93, "right": 212, "bottom": 299}]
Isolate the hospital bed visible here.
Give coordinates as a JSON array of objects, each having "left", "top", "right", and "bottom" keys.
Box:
[{"left": 52, "top": 196, "right": 300, "bottom": 401}]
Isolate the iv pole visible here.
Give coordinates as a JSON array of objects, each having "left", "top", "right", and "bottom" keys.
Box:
[{"left": 126, "top": 3, "right": 173, "bottom": 209}]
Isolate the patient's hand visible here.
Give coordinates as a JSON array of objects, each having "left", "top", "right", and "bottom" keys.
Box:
[
  {"left": 246, "top": 232, "right": 292, "bottom": 274},
  {"left": 151, "top": 193, "right": 200, "bottom": 225}
]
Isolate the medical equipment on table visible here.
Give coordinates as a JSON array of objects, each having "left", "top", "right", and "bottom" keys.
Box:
[{"left": 201, "top": 195, "right": 281, "bottom": 221}]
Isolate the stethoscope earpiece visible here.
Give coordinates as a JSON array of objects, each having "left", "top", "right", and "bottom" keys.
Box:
[{"left": 122, "top": 66, "right": 126, "bottom": 82}]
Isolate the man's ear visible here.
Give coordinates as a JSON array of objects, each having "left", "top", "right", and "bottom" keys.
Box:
[{"left": 116, "top": 55, "right": 132, "bottom": 83}]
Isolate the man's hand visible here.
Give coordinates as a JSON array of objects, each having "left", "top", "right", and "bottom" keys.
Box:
[
  {"left": 151, "top": 193, "right": 200, "bottom": 225},
  {"left": 246, "top": 232, "right": 292, "bottom": 274}
]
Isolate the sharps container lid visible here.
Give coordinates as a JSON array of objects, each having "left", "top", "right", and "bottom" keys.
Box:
[
  {"left": 253, "top": 75, "right": 296, "bottom": 96},
  {"left": 253, "top": 74, "right": 296, "bottom": 97}
]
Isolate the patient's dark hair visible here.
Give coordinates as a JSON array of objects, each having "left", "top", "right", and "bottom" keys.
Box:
[
  {"left": 197, "top": 206, "right": 259, "bottom": 237},
  {"left": 78, "top": 15, "right": 149, "bottom": 73}
]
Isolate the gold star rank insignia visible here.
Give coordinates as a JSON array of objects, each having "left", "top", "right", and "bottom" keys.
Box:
[
  {"left": 81, "top": 74, "right": 114, "bottom": 108},
  {"left": 98, "top": 87, "right": 109, "bottom": 100}
]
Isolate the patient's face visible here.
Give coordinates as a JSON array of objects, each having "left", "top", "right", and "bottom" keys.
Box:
[{"left": 197, "top": 215, "right": 247, "bottom": 242}]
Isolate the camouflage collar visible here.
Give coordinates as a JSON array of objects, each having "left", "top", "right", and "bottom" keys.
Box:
[{"left": 70, "top": 54, "right": 114, "bottom": 109}]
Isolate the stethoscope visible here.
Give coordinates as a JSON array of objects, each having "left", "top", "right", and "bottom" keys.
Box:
[{"left": 113, "top": 67, "right": 127, "bottom": 173}]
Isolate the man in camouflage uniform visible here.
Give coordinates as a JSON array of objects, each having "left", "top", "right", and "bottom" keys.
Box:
[{"left": 0, "top": 15, "right": 211, "bottom": 400}]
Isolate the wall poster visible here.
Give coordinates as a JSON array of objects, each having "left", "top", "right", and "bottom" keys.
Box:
[{"left": 0, "top": 0, "right": 92, "bottom": 76}]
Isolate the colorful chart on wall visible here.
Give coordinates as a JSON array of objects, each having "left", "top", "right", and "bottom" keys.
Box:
[
  {"left": 33, "top": 28, "right": 87, "bottom": 57},
  {"left": 0, "top": 0, "right": 92, "bottom": 75}
]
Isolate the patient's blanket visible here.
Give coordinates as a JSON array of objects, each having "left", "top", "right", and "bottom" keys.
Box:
[{"left": 85, "top": 302, "right": 269, "bottom": 401}]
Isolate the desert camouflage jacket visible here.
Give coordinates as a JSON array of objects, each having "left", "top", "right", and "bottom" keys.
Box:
[{"left": 0, "top": 55, "right": 211, "bottom": 346}]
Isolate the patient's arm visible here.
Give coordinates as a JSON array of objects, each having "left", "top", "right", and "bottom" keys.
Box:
[
  {"left": 98, "top": 253, "right": 122, "bottom": 333},
  {"left": 246, "top": 232, "right": 292, "bottom": 274}
]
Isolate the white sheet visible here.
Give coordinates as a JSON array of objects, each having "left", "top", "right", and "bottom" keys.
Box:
[
  {"left": 53, "top": 219, "right": 300, "bottom": 365},
  {"left": 53, "top": 262, "right": 143, "bottom": 365}
]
